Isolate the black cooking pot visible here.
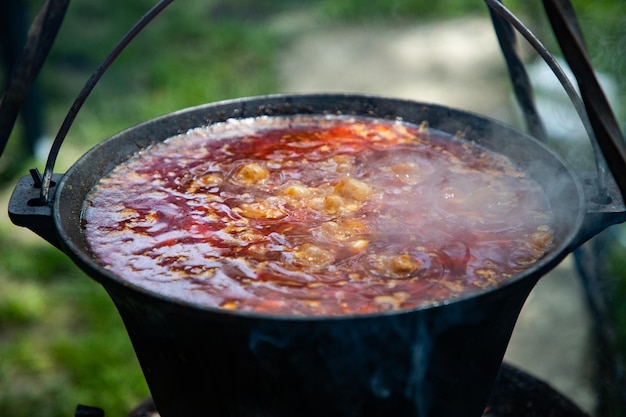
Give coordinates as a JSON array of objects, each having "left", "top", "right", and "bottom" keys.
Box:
[{"left": 8, "top": 93, "right": 626, "bottom": 417}]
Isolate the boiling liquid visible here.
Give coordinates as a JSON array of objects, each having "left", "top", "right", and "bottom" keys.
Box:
[{"left": 83, "top": 115, "right": 554, "bottom": 315}]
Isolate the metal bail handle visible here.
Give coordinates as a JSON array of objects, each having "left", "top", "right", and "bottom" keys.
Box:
[
  {"left": 37, "top": 0, "right": 174, "bottom": 205},
  {"left": 486, "top": 0, "right": 626, "bottom": 202}
]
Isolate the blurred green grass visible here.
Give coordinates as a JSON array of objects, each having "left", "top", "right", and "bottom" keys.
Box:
[
  {"left": 1, "top": 1, "right": 625, "bottom": 417},
  {"left": 1, "top": 1, "right": 285, "bottom": 416}
]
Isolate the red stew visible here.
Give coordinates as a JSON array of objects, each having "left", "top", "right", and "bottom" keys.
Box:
[{"left": 83, "top": 115, "right": 554, "bottom": 316}]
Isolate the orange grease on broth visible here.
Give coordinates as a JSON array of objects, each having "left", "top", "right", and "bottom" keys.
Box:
[{"left": 82, "top": 115, "right": 554, "bottom": 316}]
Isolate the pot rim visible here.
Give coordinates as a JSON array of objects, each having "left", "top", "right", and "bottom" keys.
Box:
[{"left": 53, "top": 92, "right": 586, "bottom": 321}]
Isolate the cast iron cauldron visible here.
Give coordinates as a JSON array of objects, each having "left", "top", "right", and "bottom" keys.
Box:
[{"left": 9, "top": 94, "right": 626, "bottom": 417}]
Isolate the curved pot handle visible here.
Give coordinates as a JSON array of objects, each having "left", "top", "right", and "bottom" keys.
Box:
[
  {"left": 6, "top": 0, "right": 172, "bottom": 251},
  {"left": 486, "top": 0, "right": 626, "bottom": 203},
  {"left": 34, "top": 0, "right": 174, "bottom": 205}
]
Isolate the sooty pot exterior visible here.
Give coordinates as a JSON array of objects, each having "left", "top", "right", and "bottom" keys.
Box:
[
  {"left": 107, "top": 275, "right": 536, "bottom": 417},
  {"left": 10, "top": 94, "right": 589, "bottom": 417}
]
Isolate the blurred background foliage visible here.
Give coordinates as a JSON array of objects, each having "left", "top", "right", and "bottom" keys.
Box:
[{"left": 0, "top": 1, "right": 625, "bottom": 417}]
